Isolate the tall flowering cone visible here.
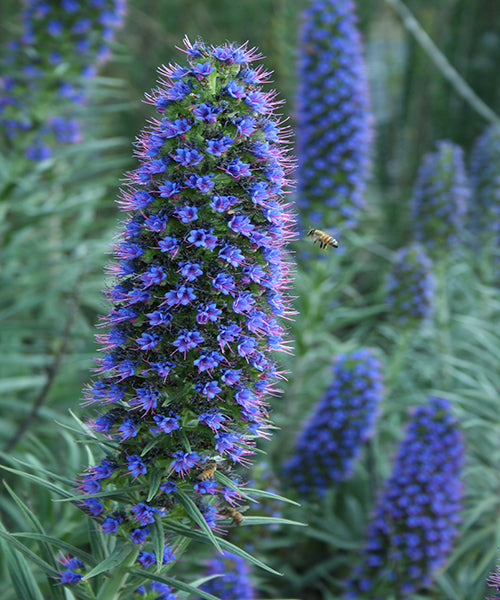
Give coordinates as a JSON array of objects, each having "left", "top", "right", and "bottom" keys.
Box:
[
  {"left": 197, "top": 551, "right": 255, "bottom": 600},
  {"left": 295, "top": 0, "right": 373, "bottom": 231},
  {"left": 344, "top": 397, "right": 464, "bottom": 599},
  {"left": 386, "top": 244, "right": 435, "bottom": 326},
  {"left": 76, "top": 36, "right": 295, "bottom": 571},
  {"left": 0, "top": 0, "right": 127, "bottom": 160},
  {"left": 469, "top": 124, "right": 500, "bottom": 249},
  {"left": 410, "top": 140, "right": 470, "bottom": 259},
  {"left": 283, "top": 349, "right": 383, "bottom": 497}
]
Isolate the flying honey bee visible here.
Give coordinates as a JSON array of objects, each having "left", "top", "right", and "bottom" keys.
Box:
[
  {"left": 220, "top": 505, "right": 247, "bottom": 526},
  {"left": 307, "top": 228, "right": 339, "bottom": 250},
  {"left": 197, "top": 460, "right": 217, "bottom": 481}
]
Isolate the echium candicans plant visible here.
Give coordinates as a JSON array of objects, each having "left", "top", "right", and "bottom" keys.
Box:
[
  {"left": 282, "top": 349, "right": 382, "bottom": 498},
  {"left": 386, "top": 244, "right": 435, "bottom": 326},
  {"left": 295, "top": 0, "right": 373, "bottom": 231},
  {"left": 197, "top": 551, "right": 255, "bottom": 600},
  {"left": 74, "top": 35, "right": 295, "bottom": 577},
  {"left": 409, "top": 140, "right": 470, "bottom": 259},
  {"left": 469, "top": 124, "right": 500, "bottom": 250},
  {"left": 344, "top": 397, "right": 464, "bottom": 600},
  {"left": 0, "top": 0, "right": 127, "bottom": 160}
]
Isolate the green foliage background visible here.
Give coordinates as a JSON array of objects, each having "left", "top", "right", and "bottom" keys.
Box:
[{"left": 2, "top": 1, "right": 500, "bottom": 599}]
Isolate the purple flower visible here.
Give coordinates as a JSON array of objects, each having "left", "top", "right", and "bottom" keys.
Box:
[
  {"left": 283, "top": 349, "right": 383, "bottom": 497},
  {"left": 229, "top": 214, "right": 255, "bottom": 237},
  {"left": 127, "top": 455, "right": 147, "bottom": 478},
  {"left": 386, "top": 244, "right": 435, "bottom": 325},
  {"left": 77, "top": 36, "right": 294, "bottom": 567},
  {"left": 193, "top": 102, "right": 222, "bottom": 123},
  {"left": 153, "top": 414, "right": 180, "bottom": 434},
  {"left": 187, "top": 228, "right": 218, "bottom": 249},
  {"left": 295, "top": 0, "right": 373, "bottom": 231},
  {"left": 198, "top": 551, "right": 255, "bottom": 599},
  {"left": 2, "top": 0, "right": 127, "bottom": 160},
  {"left": 344, "top": 397, "right": 464, "bottom": 598},
  {"left": 102, "top": 514, "right": 123, "bottom": 533},
  {"left": 174, "top": 205, "right": 198, "bottom": 223},
  {"left": 410, "top": 140, "right": 470, "bottom": 257},
  {"left": 171, "top": 147, "right": 204, "bottom": 166},
  {"left": 161, "top": 117, "right": 192, "bottom": 138},
  {"left": 206, "top": 135, "right": 234, "bottom": 156},
  {"left": 159, "top": 180, "right": 182, "bottom": 197},
  {"left": 469, "top": 124, "right": 500, "bottom": 250}
]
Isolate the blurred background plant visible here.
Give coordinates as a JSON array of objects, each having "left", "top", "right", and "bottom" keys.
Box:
[{"left": 2, "top": 0, "right": 500, "bottom": 599}]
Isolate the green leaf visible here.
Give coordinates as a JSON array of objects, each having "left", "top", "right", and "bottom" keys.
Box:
[
  {"left": 53, "top": 484, "right": 144, "bottom": 503},
  {"left": 82, "top": 543, "right": 137, "bottom": 580},
  {"left": 0, "top": 466, "right": 74, "bottom": 502},
  {"left": 0, "top": 375, "right": 47, "bottom": 393},
  {"left": 0, "top": 527, "right": 58, "bottom": 577},
  {"left": 156, "top": 519, "right": 281, "bottom": 575},
  {"left": 214, "top": 471, "right": 255, "bottom": 501},
  {"left": 89, "top": 519, "right": 115, "bottom": 564},
  {"left": 213, "top": 536, "right": 283, "bottom": 577},
  {"left": 245, "top": 486, "right": 301, "bottom": 506},
  {"left": 1, "top": 538, "right": 46, "bottom": 600},
  {"left": 147, "top": 468, "right": 163, "bottom": 502},
  {"left": 127, "top": 569, "right": 221, "bottom": 600},
  {"left": 0, "top": 455, "right": 76, "bottom": 489},
  {"left": 238, "top": 516, "right": 306, "bottom": 527},
  {"left": 12, "top": 532, "right": 95, "bottom": 566},
  {"left": 150, "top": 514, "right": 165, "bottom": 570},
  {"left": 2, "top": 482, "right": 67, "bottom": 600},
  {"left": 174, "top": 490, "right": 222, "bottom": 552}
]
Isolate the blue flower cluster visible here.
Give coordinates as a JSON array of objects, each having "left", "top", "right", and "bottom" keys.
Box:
[
  {"left": 295, "top": 0, "right": 373, "bottom": 231},
  {"left": 469, "top": 124, "right": 500, "bottom": 247},
  {"left": 344, "top": 397, "right": 464, "bottom": 599},
  {"left": 136, "top": 581, "right": 178, "bottom": 599},
  {"left": 198, "top": 551, "right": 255, "bottom": 600},
  {"left": 76, "top": 37, "right": 294, "bottom": 570},
  {"left": 386, "top": 244, "right": 435, "bottom": 325},
  {"left": 410, "top": 140, "right": 470, "bottom": 257},
  {"left": 56, "top": 554, "right": 85, "bottom": 586},
  {"left": 0, "top": 0, "right": 126, "bottom": 160},
  {"left": 283, "top": 349, "right": 383, "bottom": 497}
]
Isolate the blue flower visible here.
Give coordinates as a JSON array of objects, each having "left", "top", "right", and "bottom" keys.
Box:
[
  {"left": 56, "top": 554, "right": 86, "bottom": 585},
  {"left": 283, "top": 348, "right": 382, "bottom": 497},
  {"left": 344, "top": 397, "right": 464, "bottom": 599},
  {"left": 410, "top": 140, "right": 470, "bottom": 258},
  {"left": 1, "top": 0, "right": 126, "bottom": 159},
  {"left": 295, "top": 0, "right": 373, "bottom": 231},
  {"left": 469, "top": 124, "right": 500, "bottom": 249},
  {"left": 386, "top": 244, "right": 435, "bottom": 325},
  {"left": 198, "top": 551, "right": 255, "bottom": 600},
  {"left": 77, "top": 37, "right": 294, "bottom": 568}
]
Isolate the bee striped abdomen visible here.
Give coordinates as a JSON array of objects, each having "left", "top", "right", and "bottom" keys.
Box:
[{"left": 307, "top": 228, "right": 339, "bottom": 249}]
